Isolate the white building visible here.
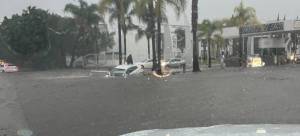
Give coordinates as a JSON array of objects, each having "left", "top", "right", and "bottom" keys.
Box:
[{"left": 206, "top": 20, "right": 300, "bottom": 65}]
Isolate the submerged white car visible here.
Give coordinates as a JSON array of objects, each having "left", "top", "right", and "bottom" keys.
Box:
[{"left": 108, "top": 65, "right": 144, "bottom": 78}]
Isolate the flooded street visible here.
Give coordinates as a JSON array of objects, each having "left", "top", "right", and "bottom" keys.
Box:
[{"left": 1, "top": 66, "right": 300, "bottom": 136}]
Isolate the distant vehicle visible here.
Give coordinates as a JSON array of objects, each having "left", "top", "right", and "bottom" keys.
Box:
[
  {"left": 0, "top": 59, "right": 5, "bottom": 65},
  {"left": 107, "top": 65, "right": 144, "bottom": 78},
  {"left": 0, "top": 63, "right": 19, "bottom": 73},
  {"left": 136, "top": 59, "right": 153, "bottom": 69},
  {"left": 294, "top": 54, "right": 300, "bottom": 64},
  {"left": 162, "top": 58, "right": 186, "bottom": 68},
  {"left": 247, "top": 55, "right": 265, "bottom": 68}
]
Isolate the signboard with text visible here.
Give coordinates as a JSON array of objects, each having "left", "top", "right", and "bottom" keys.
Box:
[{"left": 241, "top": 22, "right": 284, "bottom": 35}]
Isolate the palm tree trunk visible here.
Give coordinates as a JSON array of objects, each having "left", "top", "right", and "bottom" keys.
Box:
[
  {"left": 149, "top": 1, "right": 157, "bottom": 70},
  {"left": 156, "top": 0, "right": 162, "bottom": 74},
  {"left": 69, "top": 45, "right": 77, "bottom": 68},
  {"left": 94, "top": 27, "right": 99, "bottom": 66},
  {"left": 203, "top": 40, "right": 207, "bottom": 62},
  {"left": 216, "top": 44, "right": 220, "bottom": 58},
  {"left": 192, "top": 0, "right": 200, "bottom": 72},
  {"left": 124, "top": 31, "right": 127, "bottom": 63},
  {"left": 208, "top": 38, "right": 212, "bottom": 68},
  {"left": 147, "top": 37, "right": 151, "bottom": 59},
  {"left": 239, "top": 27, "right": 243, "bottom": 66},
  {"left": 117, "top": 16, "right": 122, "bottom": 65}
]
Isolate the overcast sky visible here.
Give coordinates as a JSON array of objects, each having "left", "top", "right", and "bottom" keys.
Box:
[
  {"left": 1, "top": 0, "right": 300, "bottom": 61},
  {"left": 1, "top": 0, "right": 300, "bottom": 23}
]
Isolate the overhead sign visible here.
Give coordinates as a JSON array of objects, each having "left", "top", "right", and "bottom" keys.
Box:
[
  {"left": 258, "top": 38, "right": 285, "bottom": 48},
  {"left": 241, "top": 22, "right": 284, "bottom": 34}
]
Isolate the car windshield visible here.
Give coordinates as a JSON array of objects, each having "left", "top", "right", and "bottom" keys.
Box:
[{"left": 2, "top": 0, "right": 300, "bottom": 136}]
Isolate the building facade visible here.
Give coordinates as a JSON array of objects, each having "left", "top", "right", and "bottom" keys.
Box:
[{"left": 221, "top": 20, "right": 300, "bottom": 65}]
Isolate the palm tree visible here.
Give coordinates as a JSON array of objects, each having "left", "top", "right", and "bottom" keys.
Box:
[
  {"left": 154, "top": 0, "right": 186, "bottom": 73},
  {"left": 135, "top": 26, "right": 152, "bottom": 59},
  {"left": 122, "top": 14, "right": 138, "bottom": 62},
  {"left": 133, "top": 1, "right": 154, "bottom": 60},
  {"left": 110, "top": 0, "right": 137, "bottom": 62},
  {"left": 233, "top": 1, "right": 258, "bottom": 63},
  {"left": 133, "top": 0, "right": 167, "bottom": 70},
  {"left": 212, "top": 34, "right": 224, "bottom": 58},
  {"left": 65, "top": 0, "right": 103, "bottom": 67},
  {"left": 198, "top": 20, "right": 222, "bottom": 68},
  {"left": 99, "top": 0, "right": 123, "bottom": 65},
  {"left": 192, "top": 0, "right": 200, "bottom": 72}
]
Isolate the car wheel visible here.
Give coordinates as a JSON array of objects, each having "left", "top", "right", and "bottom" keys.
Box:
[{"left": 1, "top": 70, "right": 5, "bottom": 73}]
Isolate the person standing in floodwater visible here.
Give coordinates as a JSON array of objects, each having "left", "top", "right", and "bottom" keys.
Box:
[{"left": 126, "top": 54, "right": 133, "bottom": 65}]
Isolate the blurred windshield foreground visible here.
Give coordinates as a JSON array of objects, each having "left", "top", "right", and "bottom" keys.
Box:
[{"left": 122, "top": 124, "right": 300, "bottom": 136}]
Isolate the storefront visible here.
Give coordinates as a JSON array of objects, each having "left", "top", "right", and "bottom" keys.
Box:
[{"left": 222, "top": 20, "right": 300, "bottom": 65}]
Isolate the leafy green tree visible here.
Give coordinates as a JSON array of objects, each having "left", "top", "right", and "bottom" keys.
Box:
[{"left": 0, "top": 6, "right": 49, "bottom": 66}]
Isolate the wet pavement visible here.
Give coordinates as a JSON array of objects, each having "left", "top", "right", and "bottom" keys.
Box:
[{"left": 2, "top": 65, "right": 300, "bottom": 136}]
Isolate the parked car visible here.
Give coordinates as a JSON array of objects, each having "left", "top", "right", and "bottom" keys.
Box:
[
  {"left": 162, "top": 58, "right": 186, "bottom": 68},
  {"left": 108, "top": 65, "right": 144, "bottom": 78},
  {"left": 136, "top": 59, "right": 168, "bottom": 69},
  {"left": 224, "top": 56, "right": 241, "bottom": 67},
  {"left": 0, "top": 63, "right": 19, "bottom": 73},
  {"left": 247, "top": 55, "right": 265, "bottom": 68},
  {"left": 136, "top": 59, "right": 153, "bottom": 69}
]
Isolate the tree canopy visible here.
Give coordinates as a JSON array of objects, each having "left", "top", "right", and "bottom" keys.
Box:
[{"left": 0, "top": 7, "right": 49, "bottom": 58}]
